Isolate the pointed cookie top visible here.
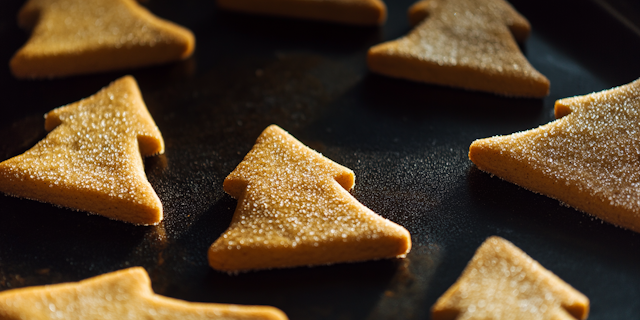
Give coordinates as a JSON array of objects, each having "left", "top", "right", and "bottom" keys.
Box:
[
  {"left": 368, "top": 0, "right": 549, "bottom": 97},
  {"left": 432, "top": 236, "right": 589, "bottom": 320},
  {"left": 0, "top": 76, "right": 164, "bottom": 225},
  {"left": 209, "top": 125, "right": 411, "bottom": 272},
  {"left": 11, "top": 0, "right": 195, "bottom": 78},
  {"left": 217, "top": 0, "right": 387, "bottom": 26},
  {"left": 0, "top": 267, "right": 288, "bottom": 320},
  {"left": 469, "top": 79, "right": 640, "bottom": 232}
]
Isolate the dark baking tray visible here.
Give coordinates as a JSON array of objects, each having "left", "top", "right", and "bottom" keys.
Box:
[{"left": 1, "top": 0, "right": 639, "bottom": 319}]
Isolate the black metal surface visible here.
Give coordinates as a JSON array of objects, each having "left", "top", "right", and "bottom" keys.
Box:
[{"left": 1, "top": 0, "right": 639, "bottom": 319}]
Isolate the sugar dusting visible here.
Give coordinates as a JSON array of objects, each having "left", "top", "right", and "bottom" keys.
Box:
[
  {"left": 370, "top": 0, "right": 548, "bottom": 96},
  {"left": 0, "top": 76, "right": 164, "bottom": 224},
  {"left": 22, "top": 0, "right": 176, "bottom": 52},
  {"left": 209, "top": 125, "right": 411, "bottom": 271},
  {"left": 404, "top": 0, "right": 533, "bottom": 74},
  {"left": 477, "top": 79, "right": 640, "bottom": 228},
  {"left": 0, "top": 267, "right": 286, "bottom": 319},
  {"left": 433, "top": 237, "right": 589, "bottom": 320}
]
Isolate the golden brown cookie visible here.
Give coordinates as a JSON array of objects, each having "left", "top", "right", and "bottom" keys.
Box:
[
  {"left": 432, "top": 236, "right": 589, "bottom": 320},
  {"left": 469, "top": 79, "right": 640, "bottom": 233},
  {"left": 0, "top": 267, "right": 289, "bottom": 320},
  {"left": 368, "top": 0, "right": 549, "bottom": 98},
  {"left": 208, "top": 125, "right": 411, "bottom": 272},
  {"left": 217, "top": 0, "right": 387, "bottom": 26},
  {"left": 10, "top": 0, "right": 195, "bottom": 79},
  {"left": 0, "top": 76, "right": 164, "bottom": 225}
]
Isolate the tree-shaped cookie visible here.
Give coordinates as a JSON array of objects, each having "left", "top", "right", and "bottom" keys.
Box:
[
  {"left": 0, "top": 76, "right": 164, "bottom": 225},
  {"left": 368, "top": 0, "right": 549, "bottom": 97},
  {"left": 0, "top": 267, "right": 288, "bottom": 320},
  {"left": 10, "top": 0, "right": 195, "bottom": 79},
  {"left": 217, "top": 0, "right": 386, "bottom": 26},
  {"left": 208, "top": 125, "right": 411, "bottom": 272},
  {"left": 470, "top": 79, "right": 640, "bottom": 233},
  {"left": 432, "top": 236, "right": 589, "bottom": 320}
]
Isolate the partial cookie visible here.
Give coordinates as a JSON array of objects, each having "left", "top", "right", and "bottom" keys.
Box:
[
  {"left": 432, "top": 236, "right": 589, "bottom": 320},
  {"left": 0, "top": 76, "right": 164, "bottom": 225},
  {"left": 209, "top": 125, "right": 411, "bottom": 272},
  {"left": 368, "top": 0, "right": 549, "bottom": 97},
  {"left": 0, "top": 267, "right": 288, "bottom": 320},
  {"left": 469, "top": 79, "right": 640, "bottom": 233},
  {"left": 407, "top": 0, "right": 531, "bottom": 41},
  {"left": 217, "top": 0, "right": 386, "bottom": 26},
  {"left": 10, "top": 0, "right": 195, "bottom": 79}
]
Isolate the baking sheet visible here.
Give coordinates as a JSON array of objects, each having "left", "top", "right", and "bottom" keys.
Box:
[{"left": 0, "top": 0, "right": 639, "bottom": 319}]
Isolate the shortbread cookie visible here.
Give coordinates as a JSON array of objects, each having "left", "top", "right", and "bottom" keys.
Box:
[
  {"left": 368, "top": 0, "right": 549, "bottom": 97},
  {"left": 10, "top": 0, "right": 195, "bottom": 79},
  {"left": 0, "top": 267, "right": 288, "bottom": 320},
  {"left": 217, "top": 0, "right": 386, "bottom": 26},
  {"left": 209, "top": 125, "right": 411, "bottom": 272},
  {"left": 432, "top": 236, "right": 589, "bottom": 320},
  {"left": 0, "top": 76, "right": 164, "bottom": 225},
  {"left": 469, "top": 79, "right": 640, "bottom": 233}
]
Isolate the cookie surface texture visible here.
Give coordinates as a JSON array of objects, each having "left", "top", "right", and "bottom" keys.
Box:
[
  {"left": 368, "top": 0, "right": 549, "bottom": 97},
  {"left": 469, "top": 79, "right": 640, "bottom": 233},
  {"left": 0, "top": 267, "right": 288, "bottom": 320},
  {"left": 209, "top": 125, "right": 411, "bottom": 272},
  {"left": 10, "top": 0, "right": 195, "bottom": 79},
  {"left": 432, "top": 236, "right": 589, "bottom": 320},
  {"left": 0, "top": 75, "right": 164, "bottom": 225},
  {"left": 217, "top": 0, "right": 386, "bottom": 26}
]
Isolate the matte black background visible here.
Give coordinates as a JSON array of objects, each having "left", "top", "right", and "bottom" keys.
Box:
[{"left": 0, "top": 0, "right": 639, "bottom": 319}]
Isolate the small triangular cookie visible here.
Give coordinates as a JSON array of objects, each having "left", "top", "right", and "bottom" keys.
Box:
[
  {"left": 10, "top": 0, "right": 195, "bottom": 79},
  {"left": 469, "top": 79, "right": 640, "bottom": 233},
  {"left": 368, "top": 0, "right": 549, "bottom": 97},
  {"left": 217, "top": 0, "right": 387, "bottom": 26},
  {"left": 208, "top": 125, "right": 411, "bottom": 272},
  {"left": 0, "top": 267, "right": 288, "bottom": 320},
  {"left": 432, "top": 236, "right": 589, "bottom": 320},
  {"left": 0, "top": 76, "right": 164, "bottom": 225}
]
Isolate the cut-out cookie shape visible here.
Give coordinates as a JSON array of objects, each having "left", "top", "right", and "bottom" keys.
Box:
[
  {"left": 10, "top": 0, "right": 195, "bottom": 79},
  {"left": 209, "top": 125, "right": 411, "bottom": 272},
  {"left": 217, "top": 0, "right": 387, "bottom": 26},
  {"left": 0, "top": 267, "right": 289, "bottom": 320},
  {"left": 0, "top": 76, "right": 164, "bottom": 225},
  {"left": 469, "top": 79, "right": 640, "bottom": 233},
  {"left": 432, "top": 236, "right": 589, "bottom": 320},
  {"left": 368, "top": 0, "right": 549, "bottom": 98}
]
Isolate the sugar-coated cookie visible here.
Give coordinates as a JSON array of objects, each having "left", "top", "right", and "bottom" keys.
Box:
[
  {"left": 0, "top": 76, "right": 164, "bottom": 225},
  {"left": 209, "top": 125, "right": 411, "bottom": 272},
  {"left": 11, "top": 0, "right": 195, "bottom": 79},
  {"left": 368, "top": 0, "right": 549, "bottom": 97},
  {"left": 217, "top": 0, "right": 386, "bottom": 26},
  {"left": 470, "top": 79, "right": 640, "bottom": 233},
  {"left": 0, "top": 267, "right": 288, "bottom": 320},
  {"left": 432, "top": 236, "right": 589, "bottom": 320}
]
